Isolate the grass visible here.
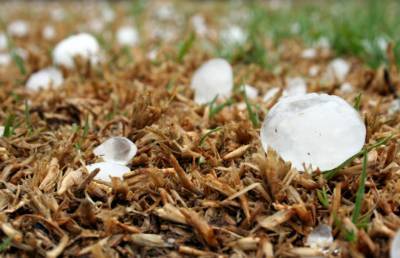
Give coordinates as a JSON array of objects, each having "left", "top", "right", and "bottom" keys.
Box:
[
  {"left": 316, "top": 186, "right": 330, "bottom": 209},
  {"left": 0, "top": 237, "right": 11, "bottom": 253},
  {"left": 177, "top": 32, "right": 196, "bottom": 63},
  {"left": 352, "top": 151, "right": 368, "bottom": 224},
  {"left": 199, "top": 127, "right": 222, "bottom": 146},
  {"left": 3, "top": 113, "right": 15, "bottom": 138},
  {"left": 208, "top": 95, "right": 234, "bottom": 119}
]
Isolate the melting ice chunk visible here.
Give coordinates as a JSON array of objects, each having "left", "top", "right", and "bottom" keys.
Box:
[
  {"left": 53, "top": 33, "right": 100, "bottom": 68},
  {"left": 117, "top": 26, "right": 139, "bottom": 46},
  {"left": 284, "top": 77, "right": 307, "bottom": 96},
  {"left": 26, "top": 67, "right": 63, "bottom": 91},
  {"left": 242, "top": 84, "right": 259, "bottom": 99},
  {"left": 190, "top": 58, "right": 233, "bottom": 104},
  {"left": 93, "top": 137, "right": 137, "bottom": 165},
  {"left": 260, "top": 93, "right": 366, "bottom": 171},
  {"left": 86, "top": 162, "right": 130, "bottom": 181},
  {"left": 306, "top": 224, "right": 334, "bottom": 249}
]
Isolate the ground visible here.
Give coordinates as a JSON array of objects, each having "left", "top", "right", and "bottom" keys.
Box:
[{"left": 0, "top": 1, "right": 400, "bottom": 257}]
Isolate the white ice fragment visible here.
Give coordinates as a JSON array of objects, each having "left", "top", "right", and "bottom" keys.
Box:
[
  {"left": 14, "top": 48, "right": 28, "bottom": 60},
  {"left": 191, "top": 15, "right": 207, "bottom": 37},
  {"left": 190, "top": 58, "right": 233, "bottom": 104},
  {"left": 93, "top": 136, "right": 137, "bottom": 165},
  {"left": 316, "top": 36, "right": 330, "bottom": 49},
  {"left": 50, "top": 8, "right": 65, "bottom": 21},
  {"left": 263, "top": 87, "right": 280, "bottom": 102},
  {"left": 7, "top": 20, "right": 29, "bottom": 37},
  {"left": 260, "top": 93, "right": 366, "bottom": 171},
  {"left": 0, "top": 33, "right": 7, "bottom": 50},
  {"left": 26, "top": 67, "right": 63, "bottom": 91},
  {"left": 0, "top": 126, "right": 4, "bottom": 137},
  {"left": 101, "top": 6, "right": 115, "bottom": 23},
  {"left": 309, "top": 65, "right": 320, "bottom": 77},
  {"left": 306, "top": 224, "right": 334, "bottom": 249},
  {"left": 117, "top": 26, "right": 139, "bottom": 46},
  {"left": 391, "top": 229, "right": 400, "bottom": 258},
  {"left": 53, "top": 33, "right": 100, "bottom": 68},
  {"left": 156, "top": 3, "right": 175, "bottom": 20},
  {"left": 377, "top": 36, "right": 388, "bottom": 52},
  {"left": 339, "top": 82, "right": 354, "bottom": 94},
  {"left": 242, "top": 84, "right": 258, "bottom": 99},
  {"left": 86, "top": 162, "right": 130, "bottom": 181},
  {"left": 42, "top": 25, "right": 56, "bottom": 40},
  {"left": 388, "top": 99, "right": 400, "bottom": 116},
  {"left": 328, "top": 58, "right": 350, "bottom": 82},
  {"left": 88, "top": 19, "right": 105, "bottom": 33},
  {"left": 301, "top": 48, "right": 317, "bottom": 59},
  {"left": 221, "top": 25, "right": 247, "bottom": 46},
  {"left": 291, "top": 22, "right": 300, "bottom": 34},
  {"left": 0, "top": 53, "right": 11, "bottom": 66},
  {"left": 284, "top": 77, "right": 307, "bottom": 96}
]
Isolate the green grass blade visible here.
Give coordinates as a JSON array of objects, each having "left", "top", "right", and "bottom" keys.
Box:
[
  {"left": 177, "top": 32, "right": 196, "bottom": 63},
  {"left": 0, "top": 237, "right": 11, "bottom": 252},
  {"left": 199, "top": 127, "right": 222, "bottom": 146},
  {"left": 352, "top": 151, "right": 368, "bottom": 224},
  {"left": 3, "top": 114, "right": 15, "bottom": 138},
  {"left": 243, "top": 90, "right": 260, "bottom": 127},
  {"left": 24, "top": 100, "right": 32, "bottom": 133},
  {"left": 11, "top": 50, "right": 26, "bottom": 76},
  {"left": 353, "top": 93, "right": 362, "bottom": 111}
]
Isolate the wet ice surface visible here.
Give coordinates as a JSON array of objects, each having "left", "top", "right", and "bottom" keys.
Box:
[
  {"left": 391, "top": 229, "right": 400, "bottom": 258},
  {"left": 26, "top": 67, "right": 63, "bottom": 91},
  {"left": 191, "top": 58, "right": 233, "bottom": 104},
  {"left": 93, "top": 137, "right": 137, "bottom": 165},
  {"left": 86, "top": 162, "right": 130, "bottom": 181},
  {"left": 53, "top": 33, "right": 100, "bottom": 68},
  {"left": 306, "top": 224, "right": 333, "bottom": 249},
  {"left": 260, "top": 93, "right": 366, "bottom": 171}
]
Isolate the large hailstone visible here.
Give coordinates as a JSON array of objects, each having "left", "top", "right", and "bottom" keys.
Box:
[
  {"left": 260, "top": 93, "right": 366, "bottom": 171},
  {"left": 93, "top": 137, "right": 137, "bottom": 165},
  {"left": 116, "top": 26, "right": 139, "bottom": 46},
  {"left": 53, "top": 33, "right": 100, "bottom": 68},
  {"left": 190, "top": 58, "right": 233, "bottom": 104},
  {"left": 26, "top": 67, "right": 63, "bottom": 91}
]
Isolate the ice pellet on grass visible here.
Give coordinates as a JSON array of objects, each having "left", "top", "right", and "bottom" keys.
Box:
[
  {"left": 301, "top": 48, "right": 317, "bottom": 59},
  {"left": 86, "top": 162, "right": 130, "bottom": 181},
  {"left": 389, "top": 99, "right": 400, "bottom": 115},
  {"left": 191, "top": 15, "right": 207, "bottom": 37},
  {"left": 328, "top": 58, "right": 350, "bottom": 82},
  {"left": 339, "top": 82, "right": 354, "bottom": 94},
  {"left": 117, "top": 26, "right": 139, "bottom": 46},
  {"left": 0, "top": 33, "right": 7, "bottom": 50},
  {"left": 26, "top": 67, "right": 63, "bottom": 91},
  {"left": 221, "top": 25, "right": 247, "bottom": 46},
  {"left": 191, "top": 58, "right": 233, "bottom": 104},
  {"left": 7, "top": 20, "right": 29, "bottom": 37},
  {"left": 306, "top": 224, "right": 333, "bottom": 249},
  {"left": 93, "top": 137, "right": 137, "bottom": 165},
  {"left": 53, "top": 33, "right": 100, "bottom": 68},
  {"left": 0, "top": 126, "right": 4, "bottom": 137},
  {"left": 0, "top": 53, "right": 11, "bottom": 66},
  {"left": 284, "top": 77, "right": 307, "bottom": 96},
  {"left": 391, "top": 229, "right": 400, "bottom": 258},
  {"left": 260, "top": 93, "right": 366, "bottom": 171},
  {"left": 242, "top": 84, "right": 259, "bottom": 99},
  {"left": 42, "top": 25, "right": 56, "bottom": 40}
]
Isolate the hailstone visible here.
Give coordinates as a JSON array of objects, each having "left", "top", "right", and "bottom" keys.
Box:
[
  {"left": 328, "top": 58, "right": 350, "bottom": 82},
  {"left": 391, "top": 229, "right": 400, "bottom": 258},
  {"left": 0, "top": 126, "right": 4, "bottom": 137},
  {"left": 0, "top": 53, "right": 11, "bottom": 66},
  {"left": 306, "top": 224, "right": 333, "bottom": 249},
  {"left": 284, "top": 77, "right": 307, "bottom": 96},
  {"left": 26, "top": 67, "right": 63, "bottom": 91},
  {"left": 221, "top": 25, "right": 247, "bottom": 46},
  {"left": 42, "top": 25, "right": 56, "bottom": 40},
  {"left": 242, "top": 84, "right": 259, "bottom": 99},
  {"left": 190, "top": 58, "right": 233, "bottom": 104},
  {"left": 53, "top": 33, "right": 100, "bottom": 68},
  {"left": 93, "top": 136, "right": 137, "bottom": 165},
  {"left": 117, "top": 26, "right": 139, "bottom": 46},
  {"left": 86, "top": 162, "right": 130, "bottom": 181},
  {"left": 7, "top": 20, "right": 29, "bottom": 37},
  {"left": 260, "top": 93, "right": 366, "bottom": 171},
  {"left": 0, "top": 33, "right": 7, "bottom": 50}
]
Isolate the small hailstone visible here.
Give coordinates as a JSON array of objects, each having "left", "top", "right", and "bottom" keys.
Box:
[
  {"left": 260, "top": 93, "right": 366, "bottom": 171},
  {"left": 309, "top": 65, "right": 320, "bottom": 77},
  {"left": 50, "top": 8, "right": 65, "bottom": 21},
  {"left": 88, "top": 19, "right": 104, "bottom": 33},
  {"left": 86, "top": 162, "right": 130, "bottom": 181},
  {"left": 242, "top": 84, "right": 258, "bottom": 99},
  {"left": 0, "top": 126, "right": 4, "bottom": 137},
  {"left": 391, "top": 229, "right": 400, "bottom": 258},
  {"left": 339, "top": 82, "right": 354, "bottom": 94},
  {"left": 190, "top": 58, "right": 233, "bottom": 104},
  {"left": 101, "top": 6, "right": 115, "bottom": 23},
  {"left": 117, "top": 26, "right": 139, "bottom": 46},
  {"left": 191, "top": 15, "right": 207, "bottom": 37},
  {"left": 221, "top": 25, "right": 247, "bottom": 46},
  {"left": 26, "top": 67, "right": 63, "bottom": 91},
  {"left": 263, "top": 87, "right": 280, "bottom": 102},
  {"left": 316, "top": 36, "right": 330, "bottom": 49},
  {"left": 156, "top": 3, "right": 175, "bottom": 20},
  {"left": 0, "top": 53, "right": 11, "bottom": 66},
  {"left": 377, "top": 36, "right": 388, "bottom": 52},
  {"left": 388, "top": 99, "right": 400, "bottom": 116},
  {"left": 290, "top": 22, "right": 301, "bottom": 34},
  {"left": 7, "top": 20, "right": 29, "bottom": 37},
  {"left": 329, "top": 58, "right": 350, "bottom": 82},
  {"left": 301, "top": 48, "right": 317, "bottom": 59},
  {"left": 14, "top": 48, "right": 28, "bottom": 60},
  {"left": 42, "top": 25, "right": 56, "bottom": 40},
  {"left": 53, "top": 33, "right": 100, "bottom": 68},
  {"left": 93, "top": 137, "right": 137, "bottom": 165},
  {"left": 284, "top": 77, "right": 307, "bottom": 96},
  {"left": 306, "top": 224, "right": 334, "bottom": 249},
  {"left": 0, "top": 33, "right": 7, "bottom": 50},
  {"left": 147, "top": 49, "right": 158, "bottom": 61}
]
